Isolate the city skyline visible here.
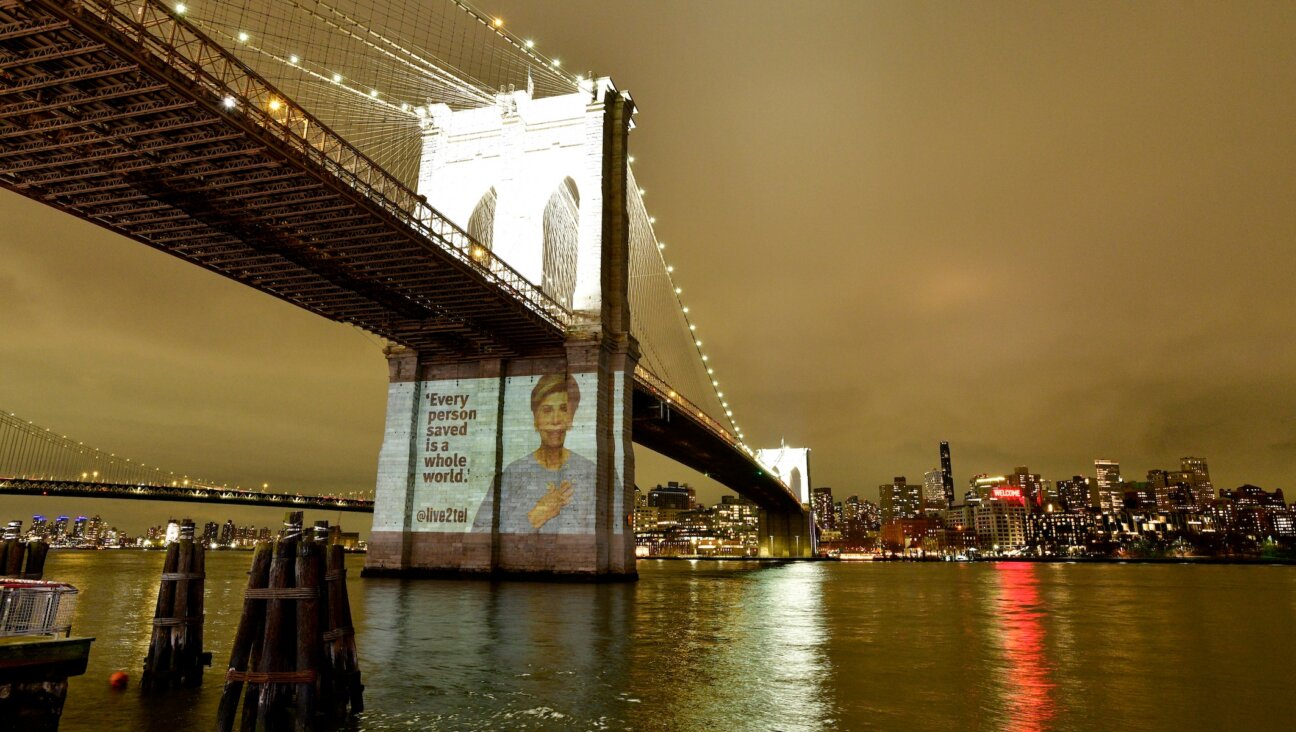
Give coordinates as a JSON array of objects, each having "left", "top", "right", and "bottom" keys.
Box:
[{"left": 3, "top": 1, "right": 1294, "bottom": 518}]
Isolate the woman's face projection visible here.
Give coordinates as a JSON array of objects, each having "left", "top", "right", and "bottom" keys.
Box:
[{"left": 534, "top": 390, "right": 574, "bottom": 449}]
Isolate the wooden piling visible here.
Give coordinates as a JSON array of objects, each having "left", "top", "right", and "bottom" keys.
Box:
[
  {"left": 1, "top": 539, "right": 25, "bottom": 577},
  {"left": 214, "top": 512, "right": 363, "bottom": 730},
  {"left": 142, "top": 520, "right": 209, "bottom": 691},
  {"left": 325, "top": 543, "right": 364, "bottom": 714},
  {"left": 214, "top": 542, "right": 271, "bottom": 732},
  {"left": 255, "top": 517, "right": 299, "bottom": 731},
  {"left": 24, "top": 540, "right": 49, "bottom": 580},
  {"left": 294, "top": 540, "right": 321, "bottom": 731}
]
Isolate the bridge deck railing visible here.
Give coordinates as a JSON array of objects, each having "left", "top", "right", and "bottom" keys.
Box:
[
  {"left": 633, "top": 366, "right": 788, "bottom": 494},
  {"left": 78, "top": 0, "right": 573, "bottom": 331}
]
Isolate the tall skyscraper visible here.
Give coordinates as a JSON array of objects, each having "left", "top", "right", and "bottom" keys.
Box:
[
  {"left": 939, "top": 441, "right": 954, "bottom": 508},
  {"left": 1095, "top": 459, "right": 1122, "bottom": 514},
  {"left": 812, "top": 486, "right": 836, "bottom": 532}
]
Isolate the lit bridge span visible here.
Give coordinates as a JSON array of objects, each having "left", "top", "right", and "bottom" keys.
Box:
[
  {"left": 0, "top": 0, "right": 813, "bottom": 576},
  {"left": 0, "top": 410, "right": 373, "bottom": 511},
  {"left": 0, "top": 477, "right": 375, "bottom": 512}
]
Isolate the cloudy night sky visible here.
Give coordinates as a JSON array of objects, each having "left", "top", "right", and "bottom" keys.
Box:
[{"left": 2, "top": 0, "right": 1294, "bottom": 534}]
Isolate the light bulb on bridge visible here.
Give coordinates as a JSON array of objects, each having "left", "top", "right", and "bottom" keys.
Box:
[
  {"left": 289, "top": 54, "right": 299, "bottom": 64},
  {"left": 666, "top": 265, "right": 673, "bottom": 272},
  {"left": 268, "top": 98, "right": 281, "bottom": 111},
  {"left": 237, "top": 31, "right": 249, "bottom": 43},
  {"left": 525, "top": 39, "right": 534, "bottom": 48},
  {"left": 222, "top": 96, "right": 236, "bottom": 109},
  {"left": 628, "top": 156, "right": 635, "bottom": 163},
  {"left": 658, "top": 243, "right": 665, "bottom": 250},
  {"left": 400, "top": 102, "right": 409, "bottom": 112},
  {"left": 553, "top": 59, "right": 561, "bottom": 67},
  {"left": 695, "top": 340, "right": 702, "bottom": 347},
  {"left": 332, "top": 73, "right": 343, "bottom": 83},
  {"left": 493, "top": 17, "right": 503, "bottom": 27},
  {"left": 369, "top": 89, "right": 379, "bottom": 98},
  {"left": 174, "top": 3, "right": 186, "bottom": 14},
  {"left": 675, "top": 287, "right": 682, "bottom": 294}
]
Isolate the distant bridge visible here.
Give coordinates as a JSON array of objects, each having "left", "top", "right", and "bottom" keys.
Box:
[{"left": 0, "top": 476, "right": 373, "bottom": 512}]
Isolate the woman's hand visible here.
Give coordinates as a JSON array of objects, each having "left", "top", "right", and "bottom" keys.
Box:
[{"left": 528, "top": 479, "right": 574, "bottom": 529}]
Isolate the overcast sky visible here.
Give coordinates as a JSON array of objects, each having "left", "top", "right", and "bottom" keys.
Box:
[{"left": 3, "top": 1, "right": 1294, "bottom": 534}]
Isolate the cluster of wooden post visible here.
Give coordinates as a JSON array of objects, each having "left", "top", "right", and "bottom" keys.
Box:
[
  {"left": 215, "top": 513, "right": 363, "bottom": 731},
  {"left": 0, "top": 521, "right": 49, "bottom": 580},
  {"left": 142, "top": 519, "right": 211, "bottom": 691}
]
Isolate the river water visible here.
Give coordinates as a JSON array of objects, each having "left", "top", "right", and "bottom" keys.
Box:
[{"left": 40, "top": 552, "right": 1296, "bottom": 730}]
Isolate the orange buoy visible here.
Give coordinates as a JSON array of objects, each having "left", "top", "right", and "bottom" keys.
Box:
[{"left": 109, "top": 671, "right": 129, "bottom": 689}]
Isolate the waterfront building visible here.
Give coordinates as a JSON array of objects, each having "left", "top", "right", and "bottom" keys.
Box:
[
  {"left": 812, "top": 486, "right": 836, "bottom": 533},
  {"left": 1181, "top": 457, "right": 1213, "bottom": 507},
  {"left": 1007, "top": 466, "right": 1045, "bottom": 510},
  {"left": 841, "top": 495, "right": 876, "bottom": 544},
  {"left": 201, "top": 521, "right": 219, "bottom": 546},
  {"left": 1095, "top": 459, "right": 1122, "bottom": 514},
  {"left": 1027, "top": 508, "right": 1094, "bottom": 555},
  {"left": 1216, "top": 485, "right": 1290, "bottom": 540},
  {"left": 973, "top": 489, "right": 1028, "bottom": 553},
  {"left": 648, "top": 482, "right": 695, "bottom": 510},
  {"left": 859, "top": 499, "right": 881, "bottom": 531},
  {"left": 968, "top": 474, "right": 1008, "bottom": 504},
  {"left": 219, "top": 520, "right": 235, "bottom": 547},
  {"left": 879, "top": 477, "right": 922, "bottom": 523},
  {"left": 880, "top": 517, "right": 941, "bottom": 556}
]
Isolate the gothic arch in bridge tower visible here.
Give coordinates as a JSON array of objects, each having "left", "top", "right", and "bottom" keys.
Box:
[
  {"left": 416, "top": 86, "right": 613, "bottom": 319},
  {"left": 466, "top": 186, "right": 497, "bottom": 251},
  {"left": 542, "top": 177, "right": 580, "bottom": 309}
]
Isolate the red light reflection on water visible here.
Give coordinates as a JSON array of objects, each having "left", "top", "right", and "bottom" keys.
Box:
[{"left": 993, "top": 563, "right": 1056, "bottom": 732}]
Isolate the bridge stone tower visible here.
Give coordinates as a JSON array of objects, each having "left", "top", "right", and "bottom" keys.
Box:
[{"left": 364, "top": 79, "right": 638, "bottom": 580}]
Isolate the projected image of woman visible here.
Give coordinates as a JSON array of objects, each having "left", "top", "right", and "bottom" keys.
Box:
[{"left": 473, "top": 373, "right": 595, "bottom": 533}]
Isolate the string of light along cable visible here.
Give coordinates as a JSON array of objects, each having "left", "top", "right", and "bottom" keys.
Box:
[{"left": 163, "top": 0, "right": 758, "bottom": 457}]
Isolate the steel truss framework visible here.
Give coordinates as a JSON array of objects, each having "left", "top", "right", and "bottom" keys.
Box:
[
  {"left": 0, "top": 0, "right": 797, "bottom": 507},
  {"left": 0, "top": 0, "right": 568, "bottom": 358}
]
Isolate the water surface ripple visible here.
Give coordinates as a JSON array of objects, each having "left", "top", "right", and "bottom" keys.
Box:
[{"left": 45, "top": 553, "right": 1296, "bottom": 730}]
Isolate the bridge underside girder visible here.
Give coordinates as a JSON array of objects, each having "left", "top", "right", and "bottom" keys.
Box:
[
  {"left": 0, "top": 0, "right": 567, "bottom": 361},
  {"left": 631, "top": 385, "right": 804, "bottom": 515},
  {"left": 0, "top": 0, "right": 805, "bottom": 516}
]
